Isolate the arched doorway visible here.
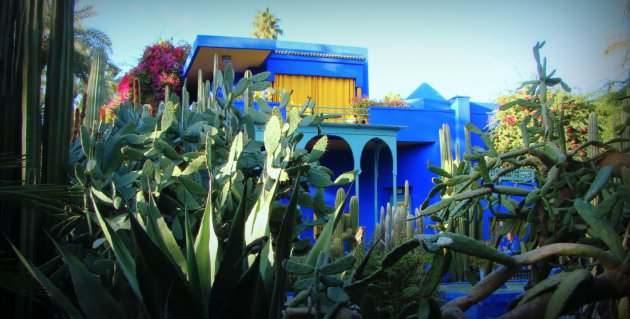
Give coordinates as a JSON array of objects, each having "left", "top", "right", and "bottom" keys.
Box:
[{"left": 359, "top": 138, "right": 394, "bottom": 242}]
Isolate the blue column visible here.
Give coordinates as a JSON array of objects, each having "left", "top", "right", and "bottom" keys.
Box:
[
  {"left": 373, "top": 141, "right": 382, "bottom": 224},
  {"left": 391, "top": 142, "right": 397, "bottom": 210}
]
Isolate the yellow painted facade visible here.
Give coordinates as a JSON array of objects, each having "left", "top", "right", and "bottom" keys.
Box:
[{"left": 273, "top": 74, "right": 358, "bottom": 122}]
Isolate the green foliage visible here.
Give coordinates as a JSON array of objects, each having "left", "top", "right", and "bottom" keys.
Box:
[
  {"left": 360, "top": 247, "right": 432, "bottom": 317},
  {"left": 412, "top": 42, "right": 630, "bottom": 318},
  {"left": 490, "top": 88, "right": 596, "bottom": 154},
  {"left": 593, "top": 81, "right": 629, "bottom": 142},
  {"left": 12, "top": 59, "right": 360, "bottom": 318},
  {"left": 251, "top": 7, "right": 283, "bottom": 39}
]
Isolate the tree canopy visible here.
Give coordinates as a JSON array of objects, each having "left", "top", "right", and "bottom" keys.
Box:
[{"left": 251, "top": 7, "right": 283, "bottom": 40}]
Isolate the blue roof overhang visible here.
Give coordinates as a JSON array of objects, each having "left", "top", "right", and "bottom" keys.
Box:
[{"left": 183, "top": 35, "right": 277, "bottom": 85}]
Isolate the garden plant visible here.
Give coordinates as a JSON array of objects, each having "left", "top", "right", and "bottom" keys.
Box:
[{"left": 2, "top": 0, "right": 629, "bottom": 317}]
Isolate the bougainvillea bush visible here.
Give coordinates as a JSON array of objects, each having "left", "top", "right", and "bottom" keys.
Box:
[
  {"left": 103, "top": 40, "right": 189, "bottom": 116},
  {"left": 489, "top": 88, "right": 596, "bottom": 154}
]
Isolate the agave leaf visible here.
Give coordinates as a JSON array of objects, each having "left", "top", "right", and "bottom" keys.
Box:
[
  {"left": 145, "top": 195, "right": 188, "bottom": 276},
  {"left": 184, "top": 211, "right": 201, "bottom": 300},
  {"left": 179, "top": 175, "right": 208, "bottom": 197},
  {"left": 210, "top": 181, "right": 249, "bottom": 318},
  {"left": 270, "top": 173, "right": 304, "bottom": 318},
  {"left": 129, "top": 213, "right": 203, "bottom": 318},
  {"left": 244, "top": 175, "right": 279, "bottom": 250},
  {"left": 9, "top": 240, "right": 85, "bottom": 319},
  {"left": 194, "top": 179, "right": 220, "bottom": 301},
  {"left": 51, "top": 236, "right": 125, "bottom": 319},
  {"left": 92, "top": 197, "right": 141, "bottom": 300},
  {"left": 214, "top": 250, "right": 268, "bottom": 319},
  {"left": 182, "top": 155, "right": 206, "bottom": 176}
]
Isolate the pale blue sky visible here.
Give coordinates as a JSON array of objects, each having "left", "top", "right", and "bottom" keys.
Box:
[{"left": 83, "top": 0, "right": 627, "bottom": 102}]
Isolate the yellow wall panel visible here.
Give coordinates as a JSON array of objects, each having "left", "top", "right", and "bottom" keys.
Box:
[{"left": 273, "top": 74, "right": 356, "bottom": 122}]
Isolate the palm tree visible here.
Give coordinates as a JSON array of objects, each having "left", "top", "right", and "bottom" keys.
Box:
[
  {"left": 251, "top": 7, "right": 284, "bottom": 40},
  {"left": 604, "top": 0, "right": 630, "bottom": 72},
  {"left": 42, "top": 1, "right": 118, "bottom": 99}
]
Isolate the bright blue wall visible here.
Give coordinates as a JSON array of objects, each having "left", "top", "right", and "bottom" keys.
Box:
[
  {"left": 470, "top": 111, "right": 493, "bottom": 148},
  {"left": 266, "top": 54, "right": 367, "bottom": 90},
  {"left": 369, "top": 107, "right": 455, "bottom": 143}
]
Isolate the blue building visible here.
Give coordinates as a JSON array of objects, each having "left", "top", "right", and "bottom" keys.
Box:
[{"left": 183, "top": 35, "right": 497, "bottom": 241}]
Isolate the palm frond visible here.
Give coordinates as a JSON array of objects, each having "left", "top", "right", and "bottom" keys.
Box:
[
  {"left": 0, "top": 184, "right": 82, "bottom": 214},
  {"left": 0, "top": 257, "right": 46, "bottom": 302},
  {"left": 74, "top": 5, "right": 96, "bottom": 21}
]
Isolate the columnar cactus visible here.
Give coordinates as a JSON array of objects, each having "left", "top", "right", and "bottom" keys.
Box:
[
  {"left": 439, "top": 123, "right": 454, "bottom": 175},
  {"left": 622, "top": 86, "right": 630, "bottom": 150},
  {"left": 84, "top": 47, "right": 106, "bottom": 128},
  {"left": 141, "top": 104, "right": 152, "bottom": 118},
  {"left": 132, "top": 77, "right": 141, "bottom": 107},
  {"left": 330, "top": 188, "right": 360, "bottom": 260},
  {"left": 370, "top": 180, "right": 419, "bottom": 252},
  {"left": 587, "top": 112, "right": 599, "bottom": 158}
]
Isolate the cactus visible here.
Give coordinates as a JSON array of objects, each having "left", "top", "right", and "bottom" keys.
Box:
[
  {"left": 587, "top": 112, "right": 599, "bottom": 158},
  {"left": 330, "top": 188, "right": 360, "bottom": 260},
  {"left": 132, "top": 77, "right": 141, "bottom": 107},
  {"left": 437, "top": 122, "right": 485, "bottom": 281},
  {"left": 141, "top": 104, "right": 152, "bottom": 118},
  {"left": 439, "top": 123, "right": 454, "bottom": 175},
  {"left": 84, "top": 47, "right": 106, "bottom": 128},
  {"left": 621, "top": 86, "right": 630, "bottom": 151},
  {"left": 370, "top": 180, "right": 420, "bottom": 252},
  {"left": 244, "top": 69, "right": 253, "bottom": 114}
]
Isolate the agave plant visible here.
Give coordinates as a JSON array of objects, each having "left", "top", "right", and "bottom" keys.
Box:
[{"left": 11, "top": 57, "right": 362, "bottom": 319}]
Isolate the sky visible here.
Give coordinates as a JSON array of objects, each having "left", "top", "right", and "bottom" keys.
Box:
[{"left": 82, "top": 0, "right": 628, "bottom": 102}]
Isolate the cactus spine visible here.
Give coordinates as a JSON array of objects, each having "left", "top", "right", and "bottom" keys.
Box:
[{"left": 84, "top": 47, "right": 106, "bottom": 128}]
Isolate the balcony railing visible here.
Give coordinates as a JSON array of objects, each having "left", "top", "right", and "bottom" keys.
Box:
[
  {"left": 287, "top": 105, "right": 370, "bottom": 124},
  {"left": 232, "top": 101, "right": 371, "bottom": 124}
]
